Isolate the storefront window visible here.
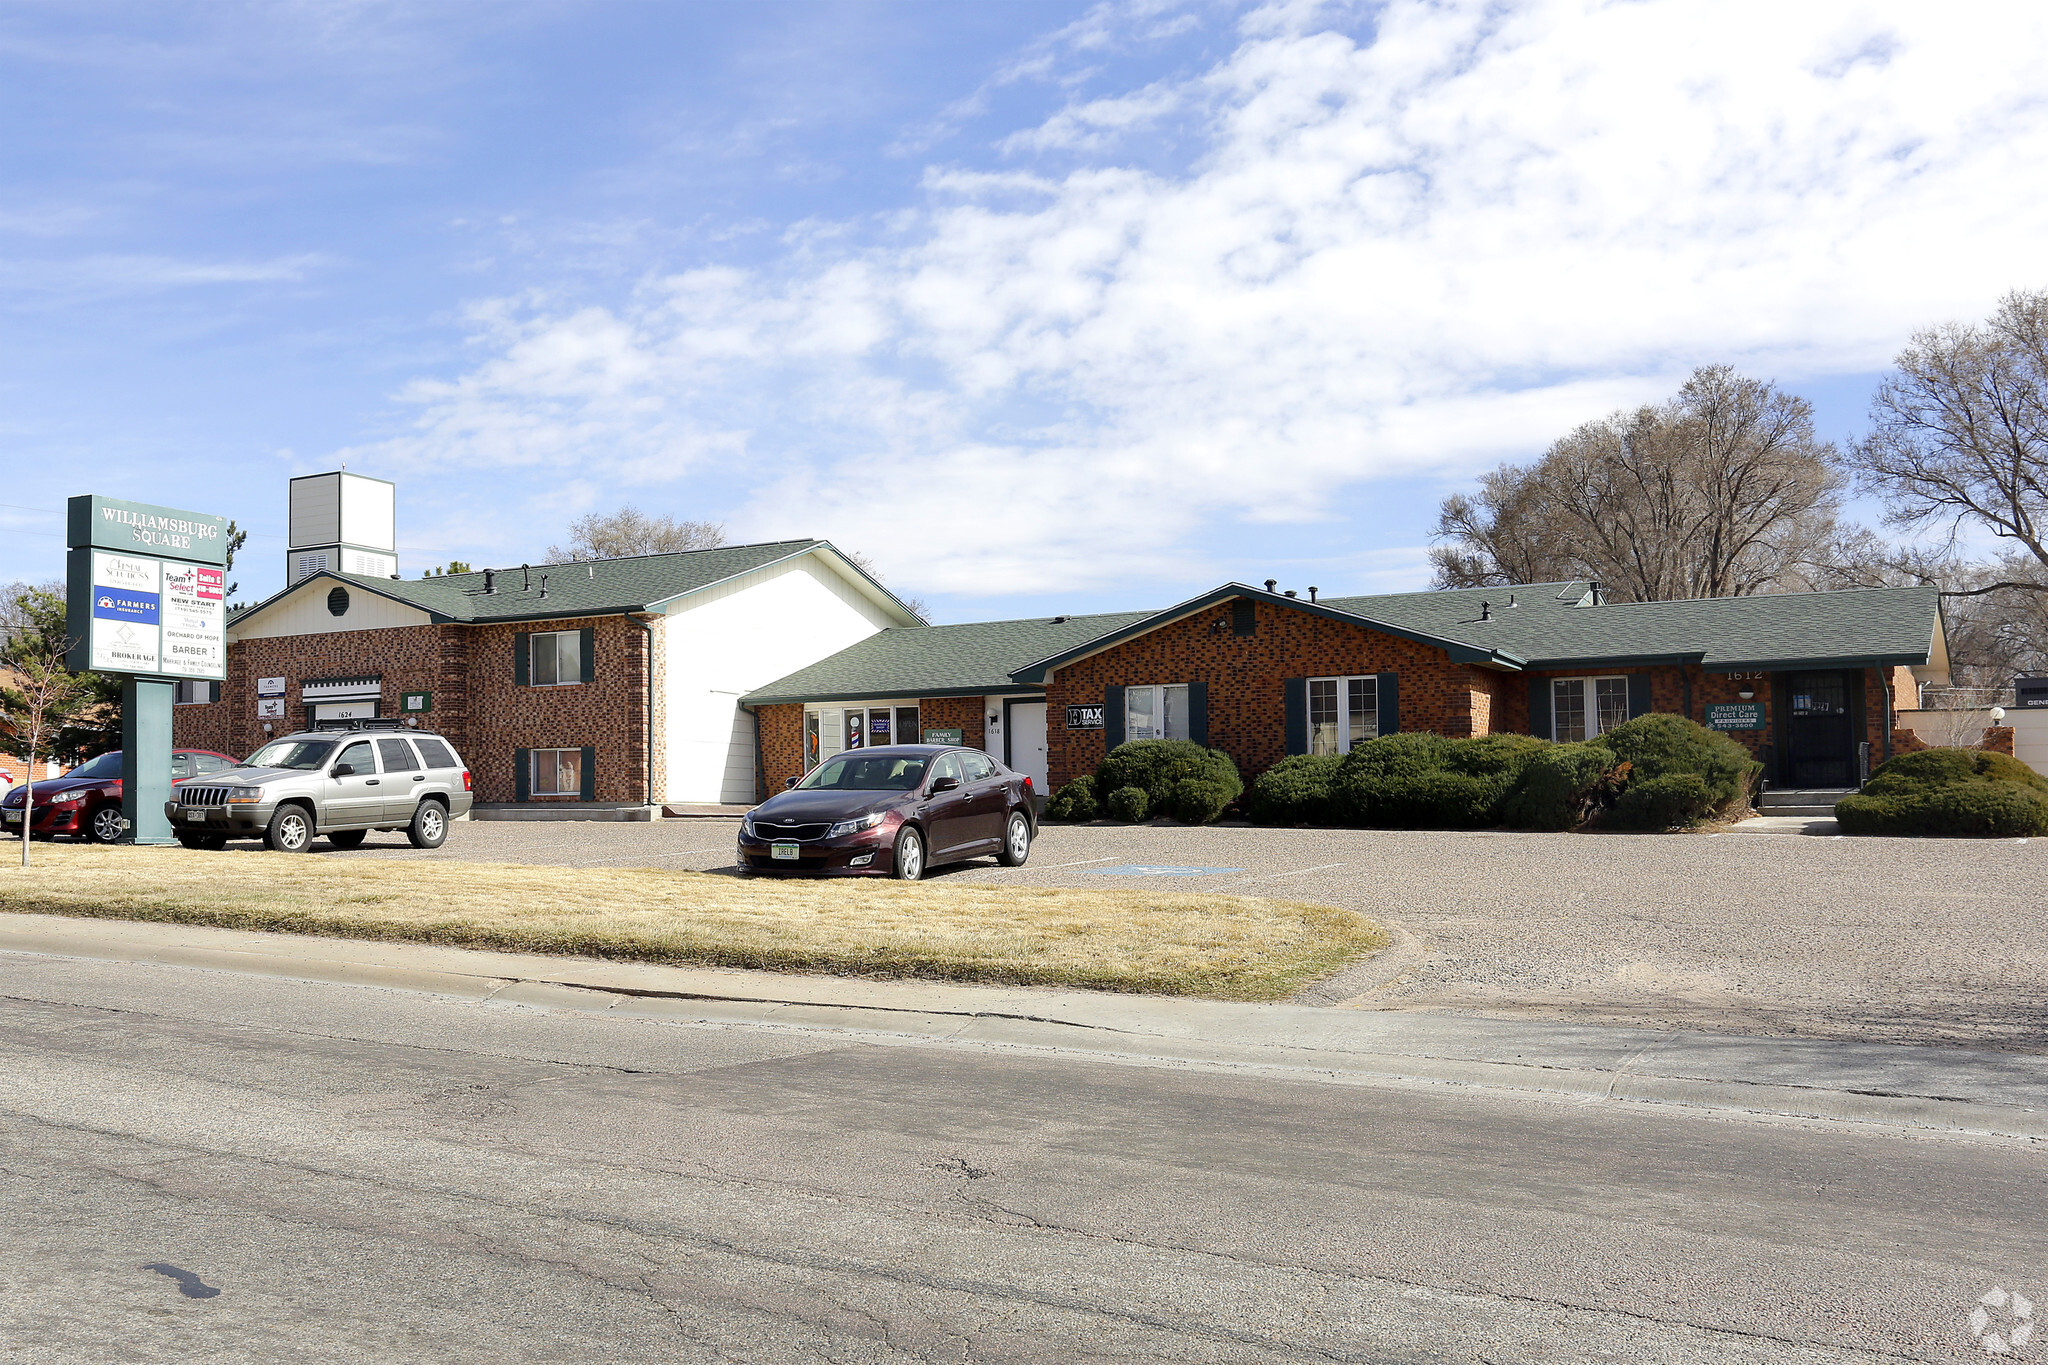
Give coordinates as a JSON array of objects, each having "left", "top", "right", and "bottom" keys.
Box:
[
  {"left": 1551, "top": 676, "right": 1631, "bottom": 743},
  {"left": 1125, "top": 685, "right": 1189, "bottom": 741},
  {"left": 802, "top": 703, "right": 923, "bottom": 768}
]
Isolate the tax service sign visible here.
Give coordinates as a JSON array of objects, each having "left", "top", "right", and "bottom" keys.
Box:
[{"left": 65, "top": 494, "right": 228, "bottom": 681}]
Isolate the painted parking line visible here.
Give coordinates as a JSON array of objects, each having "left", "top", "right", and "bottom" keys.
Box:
[
  {"left": 1077, "top": 865, "right": 1245, "bottom": 877},
  {"left": 1053, "top": 857, "right": 1120, "bottom": 868},
  {"left": 1254, "top": 862, "right": 1344, "bottom": 879}
]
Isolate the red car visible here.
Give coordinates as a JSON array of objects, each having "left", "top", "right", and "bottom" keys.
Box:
[
  {"left": 736, "top": 744, "right": 1036, "bottom": 879},
  {"left": 0, "top": 748, "right": 240, "bottom": 843}
]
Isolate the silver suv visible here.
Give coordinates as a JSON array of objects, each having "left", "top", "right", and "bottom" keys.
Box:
[{"left": 168, "top": 721, "right": 474, "bottom": 853}]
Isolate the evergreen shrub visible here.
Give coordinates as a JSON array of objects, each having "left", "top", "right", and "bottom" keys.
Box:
[
  {"left": 1093, "top": 740, "right": 1243, "bottom": 824},
  {"left": 1835, "top": 747, "right": 2048, "bottom": 837},
  {"left": 1495, "top": 743, "right": 1624, "bottom": 832},
  {"left": 1105, "top": 785, "right": 1150, "bottom": 823},
  {"left": 1609, "top": 772, "right": 1717, "bottom": 830},
  {"left": 1046, "top": 774, "right": 1100, "bottom": 822},
  {"left": 1166, "top": 778, "right": 1234, "bottom": 826},
  {"left": 1247, "top": 754, "right": 1343, "bottom": 825},
  {"left": 1593, "top": 713, "right": 1756, "bottom": 820}
]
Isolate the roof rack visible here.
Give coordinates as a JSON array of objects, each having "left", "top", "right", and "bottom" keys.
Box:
[{"left": 308, "top": 717, "right": 427, "bottom": 734}]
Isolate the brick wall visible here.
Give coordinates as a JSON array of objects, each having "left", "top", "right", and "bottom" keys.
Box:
[
  {"left": 174, "top": 613, "right": 657, "bottom": 804},
  {"left": 1043, "top": 599, "right": 1492, "bottom": 790},
  {"left": 916, "top": 696, "right": 987, "bottom": 753},
  {"left": 756, "top": 703, "right": 805, "bottom": 799}
]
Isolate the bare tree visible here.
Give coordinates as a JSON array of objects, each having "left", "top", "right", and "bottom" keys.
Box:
[
  {"left": 2, "top": 629, "right": 84, "bottom": 868},
  {"left": 546, "top": 507, "right": 726, "bottom": 562},
  {"left": 1847, "top": 288, "right": 2048, "bottom": 597},
  {"left": 1432, "top": 366, "right": 1845, "bottom": 601},
  {"left": 838, "top": 548, "right": 928, "bottom": 623}
]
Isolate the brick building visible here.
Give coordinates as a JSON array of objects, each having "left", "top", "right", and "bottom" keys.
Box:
[
  {"left": 743, "top": 580, "right": 1948, "bottom": 800},
  {"left": 172, "top": 540, "right": 922, "bottom": 806}
]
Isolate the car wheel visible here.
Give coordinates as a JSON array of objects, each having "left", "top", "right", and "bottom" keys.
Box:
[
  {"left": 264, "top": 805, "right": 313, "bottom": 853},
  {"left": 998, "top": 811, "right": 1031, "bottom": 866},
  {"left": 327, "top": 829, "right": 367, "bottom": 850},
  {"left": 891, "top": 826, "right": 925, "bottom": 881},
  {"left": 88, "top": 805, "right": 125, "bottom": 844},
  {"left": 406, "top": 800, "right": 447, "bottom": 849}
]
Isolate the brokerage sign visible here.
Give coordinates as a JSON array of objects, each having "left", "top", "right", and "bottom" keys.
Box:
[{"left": 1706, "top": 702, "right": 1766, "bottom": 731}]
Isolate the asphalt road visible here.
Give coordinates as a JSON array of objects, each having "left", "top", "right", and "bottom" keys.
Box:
[
  {"left": 2, "top": 948, "right": 2041, "bottom": 1363},
  {"left": 267, "top": 816, "right": 2048, "bottom": 1051}
]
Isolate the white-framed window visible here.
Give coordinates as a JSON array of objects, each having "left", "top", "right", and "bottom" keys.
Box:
[
  {"left": 803, "top": 703, "right": 922, "bottom": 768},
  {"left": 531, "top": 748, "right": 583, "bottom": 796},
  {"left": 1125, "top": 685, "right": 1189, "bottom": 741},
  {"left": 1551, "top": 676, "right": 1631, "bottom": 743},
  {"left": 1308, "top": 675, "right": 1379, "bottom": 755},
  {"left": 531, "top": 631, "right": 582, "bottom": 687},
  {"left": 172, "top": 680, "right": 213, "bottom": 705}
]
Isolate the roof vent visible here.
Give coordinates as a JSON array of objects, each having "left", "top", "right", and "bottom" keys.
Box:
[
  {"left": 1052, "top": 615, "right": 1069, "bottom": 623},
  {"left": 538, "top": 575, "right": 548, "bottom": 599},
  {"left": 1308, "top": 587, "right": 1318, "bottom": 602},
  {"left": 521, "top": 563, "right": 532, "bottom": 592},
  {"left": 1507, "top": 593, "right": 1517, "bottom": 608},
  {"left": 1264, "top": 579, "right": 1278, "bottom": 593},
  {"left": 483, "top": 569, "right": 496, "bottom": 594},
  {"left": 1480, "top": 600, "right": 1491, "bottom": 620},
  {"left": 1284, "top": 589, "right": 1298, "bottom": 599}
]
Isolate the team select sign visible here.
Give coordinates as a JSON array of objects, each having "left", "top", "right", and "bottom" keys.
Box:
[{"left": 67, "top": 495, "right": 228, "bottom": 682}]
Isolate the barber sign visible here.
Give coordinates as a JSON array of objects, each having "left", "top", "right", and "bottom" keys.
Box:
[{"left": 1066, "top": 704, "right": 1105, "bottom": 730}]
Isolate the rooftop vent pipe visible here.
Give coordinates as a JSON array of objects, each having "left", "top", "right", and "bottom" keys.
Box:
[
  {"left": 1480, "top": 601, "right": 1491, "bottom": 620},
  {"left": 538, "top": 575, "right": 548, "bottom": 599},
  {"left": 1588, "top": 580, "right": 1603, "bottom": 605},
  {"left": 483, "top": 569, "right": 496, "bottom": 594},
  {"left": 1264, "top": 579, "right": 1278, "bottom": 593},
  {"left": 521, "top": 563, "right": 531, "bottom": 591},
  {"left": 1308, "top": 587, "right": 1318, "bottom": 602},
  {"left": 1284, "top": 589, "right": 1298, "bottom": 598}
]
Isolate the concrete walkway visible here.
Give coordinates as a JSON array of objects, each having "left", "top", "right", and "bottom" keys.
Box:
[{"left": 6, "top": 911, "right": 2042, "bottom": 1140}]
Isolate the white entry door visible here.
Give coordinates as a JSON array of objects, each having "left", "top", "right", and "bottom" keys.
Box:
[{"left": 1007, "top": 702, "right": 1048, "bottom": 793}]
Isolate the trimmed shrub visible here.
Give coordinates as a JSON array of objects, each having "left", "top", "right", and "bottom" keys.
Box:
[
  {"left": 1593, "top": 713, "right": 1756, "bottom": 818},
  {"left": 1166, "top": 778, "right": 1234, "bottom": 825},
  {"left": 1105, "top": 785, "right": 1150, "bottom": 823},
  {"left": 1497, "top": 743, "right": 1624, "bottom": 832},
  {"left": 1046, "top": 775, "right": 1099, "bottom": 822},
  {"left": 1609, "top": 772, "right": 1717, "bottom": 830},
  {"left": 1330, "top": 732, "right": 1546, "bottom": 828},
  {"left": 1441, "top": 732, "right": 1548, "bottom": 782},
  {"left": 1093, "top": 740, "right": 1242, "bottom": 824},
  {"left": 1247, "top": 754, "right": 1343, "bottom": 825},
  {"left": 1836, "top": 746, "right": 2048, "bottom": 837}
]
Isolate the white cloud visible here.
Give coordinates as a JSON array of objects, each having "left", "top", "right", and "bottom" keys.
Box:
[{"left": 366, "top": 0, "right": 2048, "bottom": 596}]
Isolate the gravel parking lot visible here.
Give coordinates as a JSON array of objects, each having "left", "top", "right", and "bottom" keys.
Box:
[{"left": 213, "top": 816, "right": 2048, "bottom": 1050}]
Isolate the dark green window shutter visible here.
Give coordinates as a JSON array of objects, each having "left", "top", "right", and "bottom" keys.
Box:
[
  {"left": 1528, "top": 678, "right": 1552, "bottom": 739},
  {"left": 1103, "top": 685, "right": 1126, "bottom": 751},
  {"left": 578, "top": 628, "right": 595, "bottom": 684},
  {"left": 514, "top": 748, "right": 530, "bottom": 802},
  {"left": 1187, "top": 681, "right": 1209, "bottom": 746},
  {"left": 1231, "top": 600, "right": 1256, "bottom": 636},
  {"left": 579, "top": 746, "right": 596, "bottom": 801},
  {"left": 207, "top": 681, "right": 221, "bottom": 704},
  {"left": 1283, "top": 678, "right": 1307, "bottom": 755},
  {"left": 1627, "top": 673, "right": 1653, "bottom": 719},
  {"left": 1376, "top": 672, "right": 1400, "bottom": 736},
  {"left": 513, "top": 632, "right": 531, "bottom": 687}
]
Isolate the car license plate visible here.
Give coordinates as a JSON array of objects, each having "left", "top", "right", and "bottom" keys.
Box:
[
  {"left": 1, "top": 812, "right": 18, "bottom": 825},
  {"left": 771, "top": 842, "right": 799, "bottom": 860},
  {"left": 186, "top": 811, "right": 208, "bottom": 822}
]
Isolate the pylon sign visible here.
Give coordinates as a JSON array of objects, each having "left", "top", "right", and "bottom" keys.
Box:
[{"left": 65, "top": 496, "right": 229, "bottom": 681}]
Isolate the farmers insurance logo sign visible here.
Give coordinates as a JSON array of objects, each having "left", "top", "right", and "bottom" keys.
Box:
[{"left": 93, "top": 589, "right": 159, "bottom": 625}]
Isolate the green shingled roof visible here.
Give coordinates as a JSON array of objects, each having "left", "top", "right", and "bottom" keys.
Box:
[
  {"left": 744, "top": 609, "right": 1155, "bottom": 704},
  {"left": 232, "top": 539, "right": 920, "bottom": 628},
  {"left": 749, "top": 579, "right": 1941, "bottom": 705}
]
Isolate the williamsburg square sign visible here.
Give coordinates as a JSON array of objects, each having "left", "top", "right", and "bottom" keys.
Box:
[{"left": 64, "top": 494, "right": 229, "bottom": 845}]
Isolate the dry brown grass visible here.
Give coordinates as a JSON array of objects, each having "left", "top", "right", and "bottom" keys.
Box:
[{"left": 0, "top": 845, "right": 1386, "bottom": 1000}]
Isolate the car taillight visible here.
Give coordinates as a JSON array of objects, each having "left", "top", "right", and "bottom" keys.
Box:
[
  {"left": 1023, "top": 776, "right": 1034, "bottom": 793},
  {"left": 461, "top": 770, "right": 473, "bottom": 792}
]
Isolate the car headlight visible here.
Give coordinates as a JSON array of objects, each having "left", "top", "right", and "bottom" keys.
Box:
[
  {"left": 224, "top": 788, "right": 265, "bottom": 804},
  {"left": 52, "top": 790, "right": 86, "bottom": 803},
  {"left": 827, "top": 811, "right": 888, "bottom": 838}
]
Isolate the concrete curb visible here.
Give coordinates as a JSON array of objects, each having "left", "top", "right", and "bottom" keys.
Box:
[{"left": 3, "top": 912, "right": 2044, "bottom": 1140}]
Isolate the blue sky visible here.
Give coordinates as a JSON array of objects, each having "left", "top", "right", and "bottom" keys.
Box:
[{"left": 5, "top": 1, "right": 2047, "bottom": 622}]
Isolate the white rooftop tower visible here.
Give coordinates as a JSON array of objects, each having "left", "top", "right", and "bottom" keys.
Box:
[{"left": 287, "top": 471, "right": 397, "bottom": 584}]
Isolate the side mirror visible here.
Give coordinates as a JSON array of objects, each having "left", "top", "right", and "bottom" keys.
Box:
[
  {"left": 784, "top": 776, "right": 799, "bottom": 788},
  {"left": 929, "top": 775, "right": 960, "bottom": 794},
  {"left": 331, "top": 763, "right": 356, "bottom": 778}
]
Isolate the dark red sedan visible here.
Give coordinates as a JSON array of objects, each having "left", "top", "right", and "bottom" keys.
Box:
[
  {"left": 737, "top": 745, "right": 1035, "bottom": 879},
  {"left": 1, "top": 748, "right": 240, "bottom": 843}
]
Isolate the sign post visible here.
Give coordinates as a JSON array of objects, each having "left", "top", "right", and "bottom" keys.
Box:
[{"left": 64, "top": 495, "right": 228, "bottom": 846}]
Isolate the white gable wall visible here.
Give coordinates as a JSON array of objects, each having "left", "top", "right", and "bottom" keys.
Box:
[
  {"left": 230, "top": 578, "right": 433, "bottom": 640},
  {"left": 662, "top": 554, "right": 899, "bottom": 804}
]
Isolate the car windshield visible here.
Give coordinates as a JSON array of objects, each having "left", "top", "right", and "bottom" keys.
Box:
[
  {"left": 797, "top": 754, "right": 930, "bottom": 791},
  {"left": 63, "top": 752, "right": 123, "bottom": 780},
  {"left": 241, "top": 739, "right": 337, "bottom": 770}
]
